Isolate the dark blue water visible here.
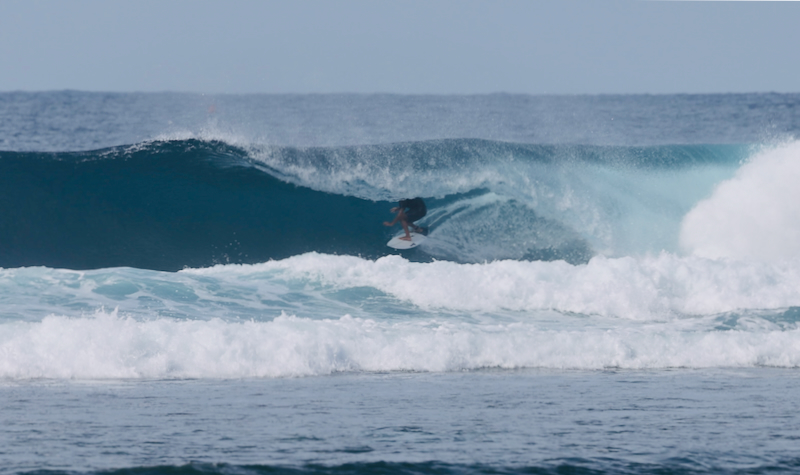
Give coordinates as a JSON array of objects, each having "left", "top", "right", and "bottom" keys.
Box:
[{"left": 5, "top": 370, "right": 800, "bottom": 475}]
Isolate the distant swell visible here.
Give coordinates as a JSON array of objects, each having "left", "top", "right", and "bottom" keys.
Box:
[{"left": 18, "top": 459, "right": 800, "bottom": 475}]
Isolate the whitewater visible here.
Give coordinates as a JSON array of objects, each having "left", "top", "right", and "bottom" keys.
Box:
[{"left": 2, "top": 92, "right": 800, "bottom": 475}]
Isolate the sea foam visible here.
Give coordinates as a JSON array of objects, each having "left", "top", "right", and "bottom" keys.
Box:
[
  {"left": 2, "top": 307, "right": 800, "bottom": 380},
  {"left": 190, "top": 252, "right": 800, "bottom": 320},
  {"left": 681, "top": 141, "right": 800, "bottom": 262}
]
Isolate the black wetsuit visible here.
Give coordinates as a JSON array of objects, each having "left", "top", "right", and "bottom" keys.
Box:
[{"left": 400, "top": 198, "right": 427, "bottom": 223}]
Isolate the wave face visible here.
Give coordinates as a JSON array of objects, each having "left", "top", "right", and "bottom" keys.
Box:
[
  {"left": 0, "top": 140, "right": 391, "bottom": 270},
  {"left": 0, "top": 138, "right": 750, "bottom": 270}
]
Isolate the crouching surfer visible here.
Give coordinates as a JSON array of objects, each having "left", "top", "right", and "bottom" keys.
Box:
[{"left": 384, "top": 198, "right": 427, "bottom": 241}]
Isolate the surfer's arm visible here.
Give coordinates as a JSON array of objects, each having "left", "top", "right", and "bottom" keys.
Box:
[
  {"left": 383, "top": 214, "right": 398, "bottom": 226},
  {"left": 384, "top": 214, "right": 401, "bottom": 226},
  {"left": 384, "top": 207, "right": 406, "bottom": 226}
]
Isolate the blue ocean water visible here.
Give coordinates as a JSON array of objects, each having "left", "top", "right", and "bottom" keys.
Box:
[{"left": 2, "top": 92, "right": 800, "bottom": 475}]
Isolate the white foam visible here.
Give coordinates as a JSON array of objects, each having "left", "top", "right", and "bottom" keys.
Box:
[
  {"left": 5, "top": 251, "right": 800, "bottom": 325},
  {"left": 189, "top": 252, "right": 800, "bottom": 320},
  {"left": 680, "top": 141, "right": 800, "bottom": 262},
  {"left": 2, "top": 308, "right": 799, "bottom": 380},
  {"left": 152, "top": 126, "right": 251, "bottom": 149},
  {"left": 5, "top": 252, "right": 800, "bottom": 380}
]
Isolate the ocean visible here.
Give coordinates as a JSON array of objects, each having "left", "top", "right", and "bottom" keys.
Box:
[{"left": 2, "top": 91, "right": 800, "bottom": 474}]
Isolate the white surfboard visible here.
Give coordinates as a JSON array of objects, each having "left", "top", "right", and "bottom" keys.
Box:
[{"left": 387, "top": 231, "right": 427, "bottom": 250}]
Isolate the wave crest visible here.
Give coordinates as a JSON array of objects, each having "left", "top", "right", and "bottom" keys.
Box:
[{"left": 681, "top": 141, "right": 800, "bottom": 262}]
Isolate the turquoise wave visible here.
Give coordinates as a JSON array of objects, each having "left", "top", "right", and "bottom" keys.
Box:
[{"left": 0, "top": 139, "right": 748, "bottom": 270}]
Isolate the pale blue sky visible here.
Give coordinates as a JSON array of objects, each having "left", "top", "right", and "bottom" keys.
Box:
[{"left": 1, "top": 0, "right": 798, "bottom": 94}]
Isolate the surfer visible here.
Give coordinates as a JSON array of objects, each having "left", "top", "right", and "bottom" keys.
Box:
[{"left": 384, "top": 198, "right": 427, "bottom": 241}]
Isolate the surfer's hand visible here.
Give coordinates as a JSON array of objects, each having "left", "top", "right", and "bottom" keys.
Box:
[
  {"left": 390, "top": 207, "right": 398, "bottom": 213},
  {"left": 383, "top": 221, "right": 392, "bottom": 226}
]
